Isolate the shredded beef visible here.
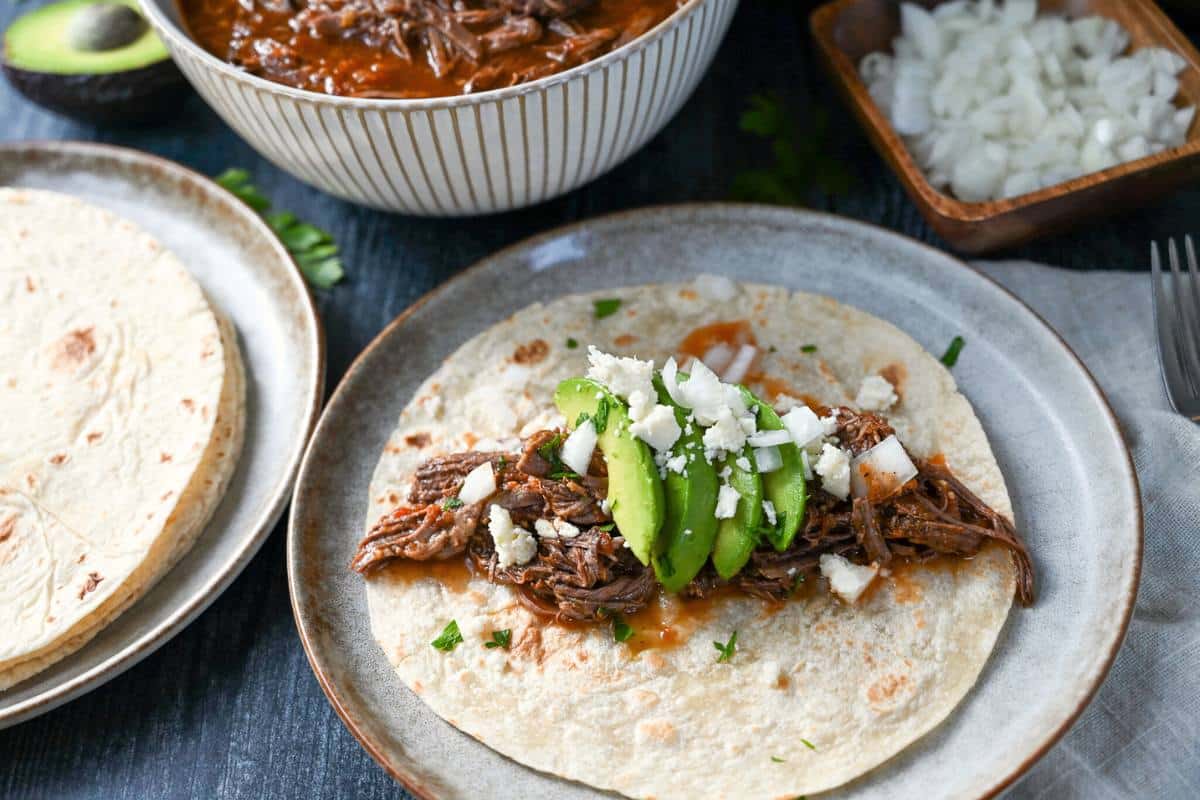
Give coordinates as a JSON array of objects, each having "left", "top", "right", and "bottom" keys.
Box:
[
  {"left": 834, "top": 406, "right": 896, "bottom": 455},
  {"left": 350, "top": 500, "right": 485, "bottom": 572},
  {"left": 409, "top": 450, "right": 507, "bottom": 504}
]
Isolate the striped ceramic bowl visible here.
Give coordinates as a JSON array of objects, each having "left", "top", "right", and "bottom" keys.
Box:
[{"left": 139, "top": 0, "right": 737, "bottom": 215}]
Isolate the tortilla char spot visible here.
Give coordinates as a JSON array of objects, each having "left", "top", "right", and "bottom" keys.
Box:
[
  {"left": 25, "top": 276, "right": 35, "bottom": 292},
  {"left": 463, "top": 432, "right": 479, "bottom": 448},
  {"left": 412, "top": 680, "right": 423, "bottom": 692},
  {"left": 866, "top": 673, "right": 911, "bottom": 709},
  {"left": 86, "top": 431, "right": 103, "bottom": 444},
  {"left": 24, "top": 474, "right": 35, "bottom": 490},
  {"left": 78, "top": 554, "right": 86, "bottom": 564},
  {"left": 78, "top": 571, "right": 103, "bottom": 600},
  {"left": 880, "top": 363, "right": 907, "bottom": 399},
  {"left": 0, "top": 515, "right": 15, "bottom": 544},
  {"left": 181, "top": 398, "right": 195, "bottom": 412},
  {"left": 48, "top": 452, "right": 68, "bottom": 465},
  {"left": 914, "top": 609, "right": 926, "bottom": 629},
  {"left": 5, "top": 378, "right": 15, "bottom": 389},
  {"left": 613, "top": 334, "right": 638, "bottom": 347},
  {"left": 513, "top": 339, "right": 550, "bottom": 365},
  {"left": 512, "top": 626, "right": 545, "bottom": 664},
  {"left": 51, "top": 328, "right": 96, "bottom": 371},
  {"left": 161, "top": 491, "right": 174, "bottom": 501},
  {"left": 635, "top": 718, "right": 677, "bottom": 745},
  {"left": 160, "top": 452, "right": 173, "bottom": 463},
  {"left": 404, "top": 432, "right": 432, "bottom": 449},
  {"left": 387, "top": 492, "right": 399, "bottom": 505},
  {"left": 625, "top": 309, "right": 636, "bottom": 317},
  {"left": 641, "top": 651, "right": 667, "bottom": 671}
]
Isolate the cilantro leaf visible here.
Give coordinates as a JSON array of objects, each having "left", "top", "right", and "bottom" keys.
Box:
[
  {"left": 441, "top": 497, "right": 464, "bottom": 510},
  {"left": 598, "top": 522, "right": 616, "bottom": 531},
  {"left": 713, "top": 630, "right": 738, "bottom": 663},
  {"left": 484, "top": 629, "right": 512, "bottom": 649},
  {"left": 431, "top": 620, "right": 463, "bottom": 652},
  {"left": 215, "top": 168, "right": 345, "bottom": 289},
  {"left": 941, "top": 335, "right": 966, "bottom": 367},
  {"left": 731, "top": 94, "right": 853, "bottom": 207},
  {"left": 801, "top": 344, "right": 818, "bottom": 353},
  {"left": 593, "top": 298, "right": 622, "bottom": 319},
  {"left": 800, "top": 738, "right": 817, "bottom": 751},
  {"left": 771, "top": 756, "right": 785, "bottom": 763},
  {"left": 613, "top": 618, "right": 634, "bottom": 643},
  {"left": 592, "top": 398, "right": 610, "bottom": 434},
  {"left": 566, "top": 337, "right": 579, "bottom": 349}
]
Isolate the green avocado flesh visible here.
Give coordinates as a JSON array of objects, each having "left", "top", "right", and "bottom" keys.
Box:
[
  {"left": 4, "top": 0, "right": 168, "bottom": 75},
  {"left": 554, "top": 378, "right": 664, "bottom": 566},
  {"left": 711, "top": 445, "right": 765, "bottom": 580},
  {"left": 650, "top": 378, "right": 719, "bottom": 593},
  {"left": 742, "top": 388, "right": 807, "bottom": 552}
]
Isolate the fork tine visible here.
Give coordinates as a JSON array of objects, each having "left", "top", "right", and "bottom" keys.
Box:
[
  {"left": 1167, "top": 238, "right": 1200, "bottom": 397},
  {"left": 1185, "top": 235, "right": 1200, "bottom": 348},
  {"left": 1153, "top": 241, "right": 1189, "bottom": 412}
]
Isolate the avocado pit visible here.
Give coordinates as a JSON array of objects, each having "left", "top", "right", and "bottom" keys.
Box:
[{"left": 2, "top": 0, "right": 187, "bottom": 125}]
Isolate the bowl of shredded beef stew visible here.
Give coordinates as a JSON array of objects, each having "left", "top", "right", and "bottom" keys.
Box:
[{"left": 140, "top": 0, "right": 738, "bottom": 213}]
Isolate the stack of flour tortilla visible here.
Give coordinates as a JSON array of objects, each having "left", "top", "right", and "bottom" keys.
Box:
[{"left": 0, "top": 188, "right": 245, "bottom": 690}]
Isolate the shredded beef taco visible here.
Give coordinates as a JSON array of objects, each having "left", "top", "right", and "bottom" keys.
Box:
[{"left": 353, "top": 277, "right": 1034, "bottom": 799}]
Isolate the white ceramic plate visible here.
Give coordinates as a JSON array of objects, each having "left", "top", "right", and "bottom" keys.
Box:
[
  {"left": 0, "top": 141, "right": 324, "bottom": 727},
  {"left": 290, "top": 205, "right": 1140, "bottom": 799}
]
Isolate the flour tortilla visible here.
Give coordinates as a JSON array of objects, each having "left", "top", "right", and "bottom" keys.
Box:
[
  {"left": 364, "top": 280, "right": 1017, "bottom": 799},
  {"left": 0, "top": 188, "right": 246, "bottom": 690}
]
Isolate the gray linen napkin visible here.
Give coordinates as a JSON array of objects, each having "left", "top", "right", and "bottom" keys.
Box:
[{"left": 975, "top": 263, "right": 1200, "bottom": 799}]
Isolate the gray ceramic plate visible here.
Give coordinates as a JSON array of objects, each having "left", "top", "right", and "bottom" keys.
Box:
[
  {"left": 289, "top": 205, "right": 1141, "bottom": 800},
  {"left": 0, "top": 141, "right": 325, "bottom": 728}
]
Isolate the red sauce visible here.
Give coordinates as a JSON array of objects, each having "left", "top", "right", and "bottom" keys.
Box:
[
  {"left": 180, "top": 0, "right": 684, "bottom": 98},
  {"left": 677, "top": 319, "right": 757, "bottom": 363}
]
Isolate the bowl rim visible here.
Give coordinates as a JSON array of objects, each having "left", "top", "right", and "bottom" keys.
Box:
[
  {"left": 138, "top": 0, "right": 711, "bottom": 110},
  {"left": 809, "top": 0, "right": 1200, "bottom": 223}
]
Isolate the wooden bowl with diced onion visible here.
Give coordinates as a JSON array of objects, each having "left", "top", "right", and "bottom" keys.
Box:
[{"left": 811, "top": 0, "right": 1200, "bottom": 253}]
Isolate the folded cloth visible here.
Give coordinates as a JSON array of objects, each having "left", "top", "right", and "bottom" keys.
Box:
[{"left": 978, "top": 262, "right": 1200, "bottom": 800}]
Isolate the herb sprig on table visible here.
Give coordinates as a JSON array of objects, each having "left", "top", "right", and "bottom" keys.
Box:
[
  {"left": 731, "top": 93, "right": 853, "bottom": 206},
  {"left": 215, "top": 168, "right": 345, "bottom": 289}
]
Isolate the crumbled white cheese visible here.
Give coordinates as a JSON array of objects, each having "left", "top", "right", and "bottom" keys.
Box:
[
  {"left": 556, "top": 521, "right": 580, "bottom": 539},
  {"left": 814, "top": 443, "right": 852, "bottom": 500},
  {"left": 533, "top": 518, "right": 558, "bottom": 538},
  {"left": 855, "top": 374, "right": 898, "bottom": 412},
  {"left": 715, "top": 483, "right": 741, "bottom": 519},
  {"left": 735, "top": 456, "right": 752, "bottom": 472},
  {"left": 457, "top": 462, "right": 496, "bottom": 505},
  {"left": 819, "top": 414, "right": 839, "bottom": 437},
  {"left": 586, "top": 346, "right": 655, "bottom": 416},
  {"left": 762, "top": 499, "right": 777, "bottom": 526},
  {"left": 560, "top": 418, "right": 597, "bottom": 475},
  {"left": 754, "top": 445, "right": 783, "bottom": 473},
  {"left": 488, "top": 505, "right": 537, "bottom": 567},
  {"left": 629, "top": 404, "right": 682, "bottom": 452},
  {"left": 693, "top": 274, "right": 739, "bottom": 302},
  {"left": 781, "top": 406, "right": 826, "bottom": 450},
  {"left": 703, "top": 406, "right": 749, "bottom": 456},
  {"left": 819, "top": 553, "right": 879, "bottom": 604},
  {"left": 665, "top": 454, "right": 688, "bottom": 474}
]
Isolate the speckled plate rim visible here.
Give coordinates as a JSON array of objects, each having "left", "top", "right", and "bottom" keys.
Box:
[
  {"left": 288, "top": 203, "right": 1142, "bottom": 800},
  {"left": 0, "top": 140, "right": 326, "bottom": 728}
]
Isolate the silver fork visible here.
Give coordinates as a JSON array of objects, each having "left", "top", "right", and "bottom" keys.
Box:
[{"left": 1151, "top": 237, "right": 1200, "bottom": 421}]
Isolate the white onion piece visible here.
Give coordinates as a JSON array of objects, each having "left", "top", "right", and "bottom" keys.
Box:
[
  {"left": 560, "top": 419, "right": 597, "bottom": 476},
  {"left": 747, "top": 429, "right": 792, "bottom": 448},
  {"left": 458, "top": 461, "right": 497, "bottom": 505},
  {"left": 700, "top": 343, "right": 735, "bottom": 375},
  {"left": 754, "top": 446, "right": 783, "bottom": 474},
  {"left": 780, "top": 406, "right": 825, "bottom": 449},
  {"left": 721, "top": 344, "right": 758, "bottom": 384},
  {"left": 850, "top": 435, "right": 918, "bottom": 500}
]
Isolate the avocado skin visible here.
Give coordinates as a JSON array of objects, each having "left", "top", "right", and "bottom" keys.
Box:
[{"left": 3, "top": 58, "right": 188, "bottom": 125}]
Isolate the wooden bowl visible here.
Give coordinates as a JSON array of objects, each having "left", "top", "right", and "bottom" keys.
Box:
[{"left": 811, "top": 0, "right": 1200, "bottom": 253}]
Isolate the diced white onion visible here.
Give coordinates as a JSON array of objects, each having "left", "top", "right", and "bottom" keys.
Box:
[
  {"left": 850, "top": 434, "right": 919, "bottom": 500},
  {"left": 780, "top": 406, "right": 826, "bottom": 449},
  {"left": 700, "top": 343, "right": 735, "bottom": 375},
  {"left": 754, "top": 445, "right": 783, "bottom": 474},
  {"left": 860, "top": 1, "right": 1195, "bottom": 202},
  {"left": 458, "top": 461, "right": 496, "bottom": 505},
  {"left": 560, "top": 419, "right": 597, "bottom": 476},
  {"left": 720, "top": 344, "right": 758, "bottom": 384},
  {"left": 747, "top": 429, "right": 792, "bottom": 448}
]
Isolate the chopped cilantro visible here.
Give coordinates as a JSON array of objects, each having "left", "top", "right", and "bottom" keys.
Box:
[
  {"left": 537, "top": 433, "right": 564, "bottom": 465},
  {"left": 484, "top": 629, "right": 512, "bottom": 650},
  {"left": 598, "top": 522, "right": 616, "bottom": 531},
  {"left": 496, "top": 455, "right": 507, "bottom": 472},
  {"left": 757, "top": 512, "right": 788, "bottom": 551},
  {"left": 800, "top": 738, "right": 817, "bottom": 751},
  {"left": 431, "top": 620, "right": 463, "bottom": 652},
  {"left": 441, "top": 497, "right": 464, "bottom": 510},
  {"left": 592, "top": 398, "right": 610, "bottom": 433},
  {"left": 713, "top": 631, "right": 738, "bottom": 663},
  {"left": 215, "top": 168, "right": 344, "bottom": 289},
  {"left": 941, "top": 335, "right": 966, "bottom": 367},
  {"left": 566, "top": 337, "right": 579, "bottom": 349},
  {"left": 771, "top": 756, "right": 785, "bottom": 763},
  {"left": 593, "top": 298, "right": 622, "bottom": 319},
  {"left": 548, "top": 470, "right": 581, "bottom": 480},
  {"left": 801, "top": 344, "right": 818, "bottom": 353},
  {"left": 613, "top": 619, "right": 634, "bottom": 642}
]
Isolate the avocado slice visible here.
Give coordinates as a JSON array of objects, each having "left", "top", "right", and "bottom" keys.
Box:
[
  {"left": 554, "top": 378, "right": 664, "bottom": 566},
  {"left": 741, "top": 388, "right": 807, "bottom": 552},
  {"left": 650, "top": 378, "right": 720, "bottom": 593},
  {"left": 3, "top": 0, "right": 186, "bottom": 125},
  {"left": 711, "top": 445, "right": 765, "bottom": 580}
]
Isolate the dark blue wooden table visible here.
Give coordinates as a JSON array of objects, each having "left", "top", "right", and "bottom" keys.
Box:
[{"left": 1, "top": 3, "right": 1196, "bottom": 798}]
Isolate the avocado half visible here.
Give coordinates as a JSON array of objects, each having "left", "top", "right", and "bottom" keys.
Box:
[{"left": 2, "top": 0, "right": 188, "bottom": 125}]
